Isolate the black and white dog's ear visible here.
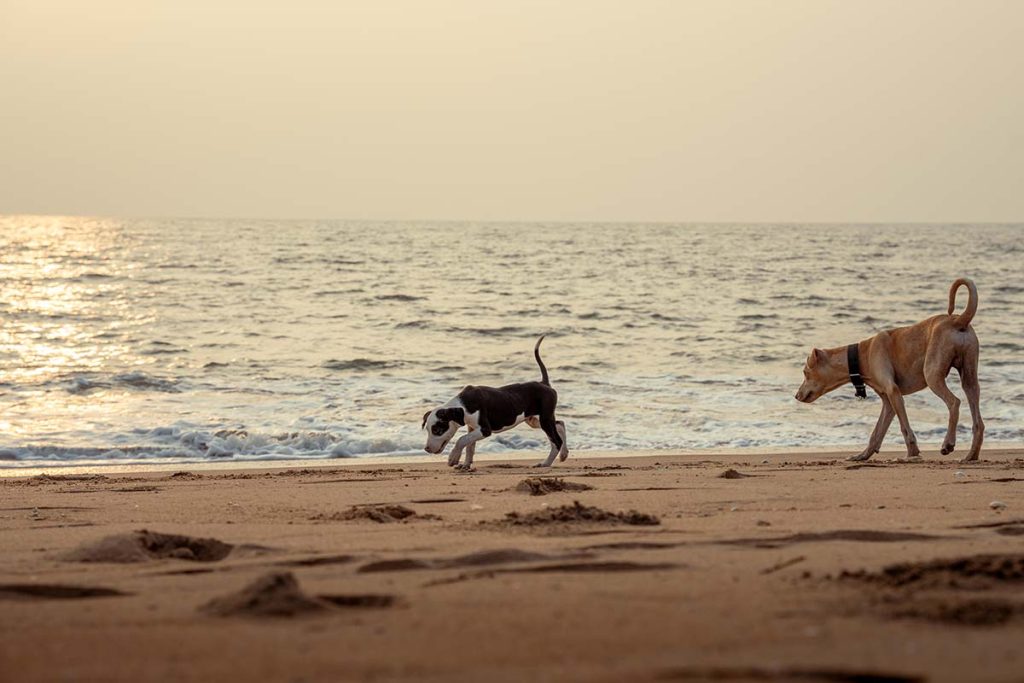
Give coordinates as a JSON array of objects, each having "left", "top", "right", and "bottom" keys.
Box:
[
  {"left": 421, "top": 411, "right": 431, "bottom": 429},
  {"left": 437, "top": 408, "right": 466, "bottom": 425}
]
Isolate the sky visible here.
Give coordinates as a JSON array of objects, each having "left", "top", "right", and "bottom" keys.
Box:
[{"left": 1, "top": 0, "right": 1022, "bottom": 222}]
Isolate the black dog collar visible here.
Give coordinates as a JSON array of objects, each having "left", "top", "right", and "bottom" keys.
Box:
[{"left": 847, "top": 343, "right": 867, "bottom": 398}]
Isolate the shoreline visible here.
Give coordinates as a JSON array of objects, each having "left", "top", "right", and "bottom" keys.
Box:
[{"left": 4, "top": 444, "right": 1024, "bottom": 478}]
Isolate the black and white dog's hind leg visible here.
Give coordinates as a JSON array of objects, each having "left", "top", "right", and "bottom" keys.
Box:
[{"left": 528, "top": 416, "right": 569, "bottom": 467}]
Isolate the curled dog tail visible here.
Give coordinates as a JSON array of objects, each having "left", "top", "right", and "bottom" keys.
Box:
[
  {"left": 534, "top": 335, "right": 550, "bottom": 385},
  {"left": 948, "top": 277, "right": 978, "bottom": 330}
]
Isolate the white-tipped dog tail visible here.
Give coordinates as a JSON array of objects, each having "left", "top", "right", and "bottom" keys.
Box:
[
  {"left": 534, "top": 335, "right": 549, "bottom": 385},
  {"left": 948, "top": 278, "right": 978, "bottom": 330}
]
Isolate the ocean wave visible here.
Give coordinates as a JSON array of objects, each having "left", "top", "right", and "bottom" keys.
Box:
[
  {"left": 64, "top": 372, "right": 181, "bottom": 394},
  {"left": 0, "top": 424, "right": 556, "bottom": 464},
  {"left": 321, "top": 358, "right": 404, "bottom": 371}
]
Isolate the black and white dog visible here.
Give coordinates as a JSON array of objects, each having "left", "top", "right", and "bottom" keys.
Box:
[{"left": 422, "top": 336, "right": 568, "bottom": 470}]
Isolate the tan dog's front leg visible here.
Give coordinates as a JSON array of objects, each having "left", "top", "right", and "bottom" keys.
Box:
[
  {"left": 885, "top": 390, "right": 921, "bottom": 460},
  {"left": 849, "top": 397, "right": 894, "bottom": 461}
]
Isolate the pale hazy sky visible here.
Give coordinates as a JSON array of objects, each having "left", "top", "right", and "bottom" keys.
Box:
[{"left": 1, "top": 1, "right": 1022, "bottom": 222}]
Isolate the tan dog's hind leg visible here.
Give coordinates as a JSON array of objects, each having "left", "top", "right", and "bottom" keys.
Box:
[
  {"left": 925, "top": 363, "right": 960, "bottom": 456},
  {"left": 849, "top": 397, "right": 895, "bottom": 461},
  {"left": 959, "top": 347, "right": 984, "bottom": 462}
]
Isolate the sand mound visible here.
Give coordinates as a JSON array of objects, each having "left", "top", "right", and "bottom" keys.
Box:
[
  {"left": 202, "top": 572, "right": 325, "bottom": 617},
  {"left": 202, "top": 572, "right": 398, "bottom": 617},
  {"left": 718, "top": 469, "right": 752, "bottom": 479},
  {"left": 499, "top": 501, "right": 659, "bottom": 527},
  {"left": 313, "top": 504, "right": 433, "bottom": 523},
  {"left": 515, "top": 477, "right": 594, "bottom": 496},
  {"left": 842, "top": 554, "right": 1024, "bottom": 589},
  {"left": 63, "top": 530, "right": 234, "bottom": 563},
  {"left": 0, "top": 583, "right": 129, "bottom": 600},
  {"left": 168, "top": 471, "right": 203, "bottom": 480}
]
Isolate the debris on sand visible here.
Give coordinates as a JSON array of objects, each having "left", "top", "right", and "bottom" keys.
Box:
[
  {"left": 62, "top": 530, "right": 234, "bottom": 563},
  {"left": 514, "top": 477, "right": 594, "bottom": 496},
  {"left": 496, "top": 501, "right": 659, "bottom": 528},
  {"left": 201, "top": 572, "right": 397, "bottom": 617},
  {"left": 718, "top": 469, "right": 752, "bottom": 479},
  {"left": 312, "top": 504, "right": 437, "bottom": 523}
]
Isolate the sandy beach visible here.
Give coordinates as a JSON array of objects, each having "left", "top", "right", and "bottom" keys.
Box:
[{"left": 2, "top": 448, "right": 1023, "bottom": 682}]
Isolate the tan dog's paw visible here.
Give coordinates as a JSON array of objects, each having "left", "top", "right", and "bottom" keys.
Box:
[
  {"left": 453, "top": 464, "right": 474, "bottom": 472},
  {"left": 959, "top": 454, "right": 981, "bottom": 464},
  {"left": 847, "top": 451, "right": 873, "bottom": 462}
]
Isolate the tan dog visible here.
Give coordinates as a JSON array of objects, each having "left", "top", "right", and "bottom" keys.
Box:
[{"left": 795, "top": 278, "right": 983, "bottom": 463}]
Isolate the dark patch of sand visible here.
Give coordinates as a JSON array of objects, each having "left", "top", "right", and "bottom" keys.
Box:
[
  {"left": 840, "top": 554, "right": 1024, "bottom": 589},
  {"left": 658, "top": 666, "right": 923, "bottom": 682},
  {"left": 359, "top": 548, "right": 593, "bottom": 573},
  {"left": 885, "top": 597, "right": 1020, "bottom": 627},
  {"left": 410, "top": 498, "right": 467, "bottom": 504},
  {"left": 0, "top": 584, "right": 130, "bottom": 600},
  {"left": 724, "top": 529, "right": 942, "bottom": 549},
  {"left": 318, "top": 594, "right": 397, "bottom": 608},
  {"left": 718, "top": 469, "right": 753, "bottom": 479},
  {"left": 275, "top": 554, "right": 357, "bottom": 568}
]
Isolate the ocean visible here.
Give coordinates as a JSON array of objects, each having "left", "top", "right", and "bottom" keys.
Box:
[{"left": 1, "top": 217, "right": 1021, "bottom": 468}]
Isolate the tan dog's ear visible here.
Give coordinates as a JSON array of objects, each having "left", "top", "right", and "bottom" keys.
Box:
[{"left": 809, "top": 348, "right": 826, "bottom": 367}]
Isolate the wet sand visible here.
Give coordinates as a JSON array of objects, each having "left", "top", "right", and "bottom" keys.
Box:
[{"left": 2, "top": 448, "right": 1023, "bottom": 682}]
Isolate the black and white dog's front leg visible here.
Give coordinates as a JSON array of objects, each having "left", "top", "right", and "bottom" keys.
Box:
[
  {"left": 460, "top": 441, "right": 477, "bottom": 471},
  {"left": 448, "top": 429, "right": 485, "bottom": 469}
]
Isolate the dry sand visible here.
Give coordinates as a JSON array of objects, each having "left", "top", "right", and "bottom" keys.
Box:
[{"left": 2, "top": 448, "right": 1024, "bottom": 682}]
